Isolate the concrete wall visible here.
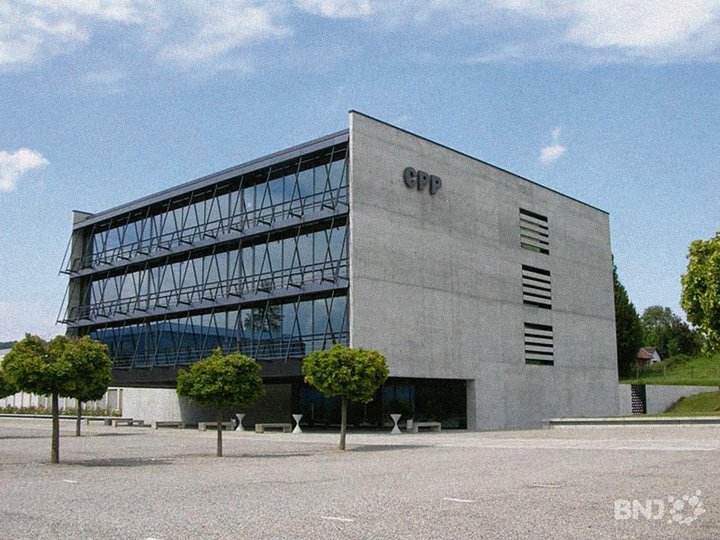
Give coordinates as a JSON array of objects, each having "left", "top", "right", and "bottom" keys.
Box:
[
  {"left": 0, "top": 388, "right": 122, "bottom": 413},
  {"left": 617, "top": 384, "right": 718, "bottom": 415},
  {"left": 120, "top": 384, "right": 293, "bottom": 426},
  {"left": 348, "top": 112, "right": 618, "bottom": 430}
]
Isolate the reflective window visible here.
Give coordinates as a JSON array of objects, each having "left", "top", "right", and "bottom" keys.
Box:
[
  {"left": 75, "top": 146, "right": 348, "bottom": 270},
  {"left": 90, "top": 294, "right": 348, "bottom": 368},
  {"left": 79, "top": 225, "right": 347, "bottom": 320}
]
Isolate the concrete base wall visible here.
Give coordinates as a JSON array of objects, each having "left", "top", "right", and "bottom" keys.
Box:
[
  {"left": 617, "top": 384, "right": 718, "bottom": 415},
  {"left": 120, "top": 384, "right": 293, "bottom": 426},
  {"left": 122, "top": 388, "right": 215, "bottom": 425}
]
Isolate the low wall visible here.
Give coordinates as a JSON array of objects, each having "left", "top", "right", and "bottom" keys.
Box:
[
  {"left": 0, "top": 388, "right": 123, "bottom": 413},
  {"left": 121, "top": 388, "right": 215, "bottom": 425},
  {"left": 120, "top": 384, "right": 293, "bottom": 426},
  {"left": 618, "top": 384, "right": 718, "bottom": 415}
]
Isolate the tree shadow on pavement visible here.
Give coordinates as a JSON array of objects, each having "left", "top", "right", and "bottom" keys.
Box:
[
  {"left": 350, "top": 444, "right": 428, "bottom": 452},
  {"left": 63, "top": 457, "right": 174, "bottom": 467}
]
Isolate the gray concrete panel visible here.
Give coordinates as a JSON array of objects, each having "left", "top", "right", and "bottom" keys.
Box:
[{"left": 348, "top": 112, "right": 618, "bottom": 430}]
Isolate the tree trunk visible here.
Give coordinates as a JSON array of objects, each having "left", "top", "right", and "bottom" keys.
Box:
[
  {"left": 339, "top": 396, "right": 347, "bottom": 451},
  {"left": 216, "top": 408, "right": 223, "bottom": 457},
  {"left": 76, "top": 401, "right": 82, "bottom": 437},
  {"left": 51, "top": 392, "right": 60, "bottom": 464}
]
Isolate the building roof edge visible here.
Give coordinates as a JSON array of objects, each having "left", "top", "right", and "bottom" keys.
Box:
[{"left": 348, "top": 109, "right": 609, "bottom": 216}]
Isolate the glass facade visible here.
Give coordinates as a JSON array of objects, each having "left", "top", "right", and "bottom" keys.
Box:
[
  {"left": 297, "top": 378, "right": 467, "bottom": 429},
  {"left": 61, "top": 140, "right": 350, "bottom": 378}
]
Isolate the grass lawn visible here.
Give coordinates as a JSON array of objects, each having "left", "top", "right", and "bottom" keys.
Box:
[
  {"left": 663, "top": 391, "right": 720, "bottom": 416},
  {"left": 621, "top": 353, "right": 720, "bottom": 386}
]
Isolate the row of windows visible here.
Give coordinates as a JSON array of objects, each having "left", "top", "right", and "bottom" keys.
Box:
[
  {"left": 68, "top": 146, "right": 348, "bottom": 271},
  {"left": 90, "top": 294, "right": 348, "bottom": 369},
  {"left": 73, "top": 225, "right": 348, "bottom": 322}
]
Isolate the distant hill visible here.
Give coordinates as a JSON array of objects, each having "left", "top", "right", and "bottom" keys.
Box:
[{"left": 0, "top": 341, "right": 17, "bottom": 349}]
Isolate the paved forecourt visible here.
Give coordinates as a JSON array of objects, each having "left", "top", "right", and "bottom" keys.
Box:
[{"left": 0, "top": 418, "right": 718, "bottom": 539}]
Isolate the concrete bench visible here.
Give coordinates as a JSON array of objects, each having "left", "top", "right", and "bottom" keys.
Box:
[
  {"left": 112, "top": 418, "right": 146, "bottom": 427},
  {"left": 86, "top": 417, "right": 112, "bottom": 426},
  {"left": 105, "top": 417, "right": 133, "bottom": 426},
  {"left": 152, "top": 421, "right": 185, "bottom": 429},
  {"left": 411, "top": 421, "right": 442, "bottom": 433},
  {"left": 255, "top": 423, "right": 292, "bottom": 433},
  {"left": 198, "top": 421, "right": 234, "bottom": 431}
]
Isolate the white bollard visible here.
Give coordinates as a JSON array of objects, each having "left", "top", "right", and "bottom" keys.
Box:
[
  {"left": 292, "top": 414, "right": 303, "bottom": 434},
  {"left": 390, "top": 414, "right": 402, "bottom": 435}
]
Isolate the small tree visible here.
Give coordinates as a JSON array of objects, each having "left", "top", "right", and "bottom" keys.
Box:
[
  {"left": 176, "top": 349, "right": 265, "bottom": 457},
  {"left": 2, "top": 335, "right": 74, "bottom": 463},
  {"left": 64, "top": 337, "right": 113, "bottom": 437},
  {"left": 681, "top": 231, "right": 720, "bottom": 353},
  {"left": 302, "top": 344, "right": 388, "bottom": 451}
]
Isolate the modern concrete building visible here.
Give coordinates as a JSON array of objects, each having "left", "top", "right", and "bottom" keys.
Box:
[{"left": 60, "top": 111, "right": 618, "bottom": 429}]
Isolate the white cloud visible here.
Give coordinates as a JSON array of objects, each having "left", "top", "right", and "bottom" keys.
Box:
[
  {"left": 539, "top": 126, "right": 566, "bottom": 165},
  {"left": 493, "top": 0, "right": 720, "bottom": 62},
  {"left": 295, "top": 0, "right": 374, "bottom": 18},
  {"left": 0, "top": 0, "right": 148, "bottom": 68},
  {"left": 0, "top": 148, "right": 49, "bottom": 192},
  {"left": 158, "top": 3, "right": 290, "bottom": 68},
  {"left": 539, "top": 144, "right": 566, "bottom": 165},
  {"left": 566, "top": 1, "right": 719, "bottom": 50},
  {"left": 1, "top": 0, "right": 720, "bottom": 72},
  {"left": 0, "top": 1, "right": 288, "bottom": 70}
]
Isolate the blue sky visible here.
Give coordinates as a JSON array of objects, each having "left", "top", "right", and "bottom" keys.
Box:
[{"left": 0, "top": 0, "right": 719, "bottom": 340}]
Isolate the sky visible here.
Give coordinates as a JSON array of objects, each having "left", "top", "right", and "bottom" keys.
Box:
[{"left": 0, "top": 0, "right": 719, "bottom": 341}]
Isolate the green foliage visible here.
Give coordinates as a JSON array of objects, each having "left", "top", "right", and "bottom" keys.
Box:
[
  {"left": 0, "top": 405, "right": 119, "bottom": 416},
  {"left": 621, "top": 351, "right": 720, "bottom": 386},
  {"left": 641, "top": 305, "right": 701, "bottom": 358},
  {"left": 2, "top": 335, "right": 73, "bottom": 396},
  {"left": 62, "top": 337, "right": 113, "bottom": 403},
  {"left": 681, "top": 231, "right": 720, "bottom": 352},
  {"left": 0, "top": 367, "right": 18, "bottom": 399},
  {"left": 613, "top": 264, "right": 644, "bottom": 377},
  {"left": 1, "top": 335, "right": 112, "bottom": 401},
  {"left": 302, "top": 344, "right": 389, "bottom": 403},
  {"left": 176, "top": 349, "right": 265, "bottom": 409}
]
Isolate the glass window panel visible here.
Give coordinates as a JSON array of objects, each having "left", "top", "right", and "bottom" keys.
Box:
[
  {"left": 313, "top": 298, "right": 327, "bottom": 335},
  {"left": 297, "top": 168, "right": 313, "bottom": 199},
  {"left": 330, "top": 296, "right": 347, "bottom": 333},
  {"left": 329, "top": 158, "right": 345, "bottom": 190},
  {"left": 296, "top": 300, "right": 312, "bottom": 336}
]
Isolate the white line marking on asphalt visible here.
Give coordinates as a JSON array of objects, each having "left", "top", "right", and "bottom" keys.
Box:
[
  {"left": 529, "top": 484, "right": 562, "bottom": 489},
  {"left": 321, "top": 516, "right": 355, "bottom": 522},
  {"left": 62, "top": 479, "right": 78, "bottom": 483},
  {"left": 443, "top": 497, "right": 475, "bottom": 503}
]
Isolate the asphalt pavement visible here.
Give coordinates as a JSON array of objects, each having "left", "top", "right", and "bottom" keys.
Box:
[{"left": 1, "top": 418, "right": 718, "bottom": 539}]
